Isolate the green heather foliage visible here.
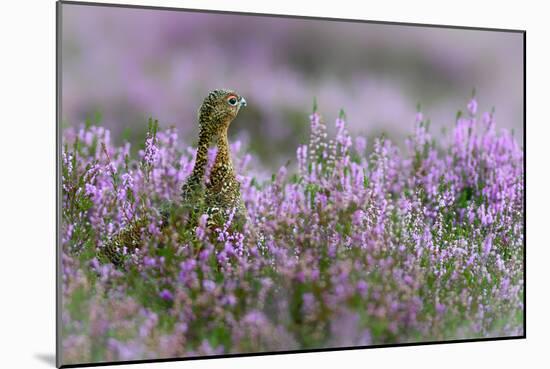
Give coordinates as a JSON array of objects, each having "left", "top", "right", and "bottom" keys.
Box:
[{"left": 60, "top": 99, "right": 523, "bottom": 364}]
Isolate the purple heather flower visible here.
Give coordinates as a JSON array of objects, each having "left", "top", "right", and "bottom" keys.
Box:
[
  {"left": 356, "top": 280, "right": 368, "bottom": 296},
  {"left": 143, "top": 256, "right": 156, "bottom": 267},
  {"left": 355, "top": 136, "right": 367, "bottom": 155},
  {"left": 483, "top": 235, "right": 493, "bottom": 256},
  {"left": 203, "top": 279, "right": 216, "bottom": 293},
  {"left": 144, "top": 135, "right": 159, "bottom": 166},
  {"left": 467, "top": 98, "right": 478, "bottom": 115},
  {"left": 159, "top": 289, "right": 173, "bottom": 301},
  {"left": 415, "top": 111, "right": 424, "bottom": 123}
]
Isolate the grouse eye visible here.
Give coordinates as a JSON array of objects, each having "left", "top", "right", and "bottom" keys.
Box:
[{"left": 228, "top": 97, "right": 238, "bottom": 106}]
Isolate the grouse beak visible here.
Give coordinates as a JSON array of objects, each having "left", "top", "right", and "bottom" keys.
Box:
[{"left": 239, "top": 97, "right": 247, "bottom": 108}]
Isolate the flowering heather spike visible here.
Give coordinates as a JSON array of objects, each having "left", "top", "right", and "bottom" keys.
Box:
[
  {"left": 467, "top": 98, "right": 478, "bottom": 116},
  {"left": 61, "top": 98, "right": 523, "bottom": 364},
  {"left": 144, "top": 133, "right": 159, "bottom": 167}
]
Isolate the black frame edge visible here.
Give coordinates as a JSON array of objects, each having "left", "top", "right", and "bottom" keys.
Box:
[
  {"left": 522, "top": 30, "right": 526, "bottom": 339},
  {"left": 56, "top": 1, "right": 63, "bottom": 367}
]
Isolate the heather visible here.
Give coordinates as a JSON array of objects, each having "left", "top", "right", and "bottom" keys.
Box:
[{"left": 60, "top": 99, "right": 524, "bottom": 364}]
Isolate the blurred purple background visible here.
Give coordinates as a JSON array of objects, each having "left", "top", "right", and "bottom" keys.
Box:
[{"left": 61, "top": 3, "right": 523, "bottom": 168}]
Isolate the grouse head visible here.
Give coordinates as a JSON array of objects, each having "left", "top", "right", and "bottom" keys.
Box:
[{"left": 198, "top": 88, "right": 247, "bottom": 135}]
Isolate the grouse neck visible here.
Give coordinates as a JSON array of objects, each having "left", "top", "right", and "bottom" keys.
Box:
[
  {"left": 214, "top": 126, "right": 233, "bottom": 171},
  {"left": 190, "top": 128, "right": 210, "bottom": 182}
]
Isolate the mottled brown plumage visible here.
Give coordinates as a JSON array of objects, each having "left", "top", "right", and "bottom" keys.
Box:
[
  {"left": 98, "top": 217, "right": 148, "bottom": 267},
  {"left": 100, "top": 89, "right": 247, "bottom": 266},
  {"left": 181, "top": 88, "right": 247, "bottom": 226}
]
